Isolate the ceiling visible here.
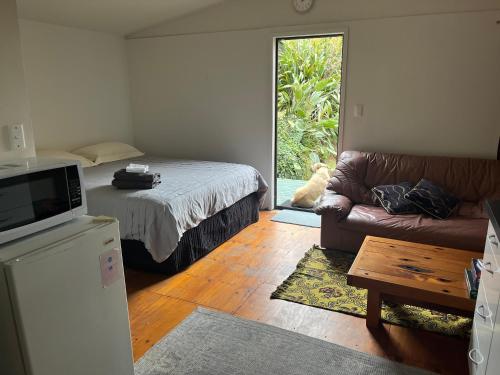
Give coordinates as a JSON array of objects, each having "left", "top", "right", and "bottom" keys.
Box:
[{"left": 16, "top": 0, "right": 227, "bottom": 35}]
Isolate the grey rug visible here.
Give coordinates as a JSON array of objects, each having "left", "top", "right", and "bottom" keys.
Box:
[
  {"left": 134, "top": 308, "right": 435, "bottom": 375},
  {"left": 271, "top": 209, "right": 321, "bottom": 228}
]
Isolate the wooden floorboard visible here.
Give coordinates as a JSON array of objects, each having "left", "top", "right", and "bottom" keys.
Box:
[{"left": 126, "top": 210, "right": 469, "bottom": 374}]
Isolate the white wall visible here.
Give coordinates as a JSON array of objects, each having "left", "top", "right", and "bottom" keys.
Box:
[
  {"left": 128, "top": 29, "right": 274, "bottom": 206},
  {"left": 0, "top": 0, "right": 35, "bottom": 160},
  {"left": 131, "top": 0, "right": 500, "bottom": 37},
  {"left": 344, "top": 12, "right": 500, "bottom": 158},
  {"left": 19, "top": 20, "right": 134, "bottom": 151},
  {"left": 127, "top": 3, "right": 500, "bottom": 208}
]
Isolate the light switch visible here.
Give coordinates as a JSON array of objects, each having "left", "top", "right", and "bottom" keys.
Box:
[
  {"left": 9, "top": 124, "right": 26, "bottom": 151},
  {"left": 353, "top": 104, "right": 364, "bottom": 118}
]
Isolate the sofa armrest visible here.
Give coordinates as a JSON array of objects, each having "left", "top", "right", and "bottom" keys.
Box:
[{"left": 313, "top": 190, "right": 353, "bottom": 221}]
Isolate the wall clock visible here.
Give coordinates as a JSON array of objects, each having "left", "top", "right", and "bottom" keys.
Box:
[{"left": 293, "top": 0, "right": 314, "bottom": 13}]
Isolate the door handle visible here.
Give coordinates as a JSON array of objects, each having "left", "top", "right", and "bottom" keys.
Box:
[
  {"left": 468, "top": 348, "right": 484, "bottom": 365},
  {"left": 475, "top": 304, "right": 492, "bottom": 320},
  {"left": 0, "top": 216, "right": 12, "bottom": 223},
  {"left": 484, "top": 261, "right": 498, "bottom": 274},
  {"left": 489, "top": 234, "right": 498, "bottom": 247}
]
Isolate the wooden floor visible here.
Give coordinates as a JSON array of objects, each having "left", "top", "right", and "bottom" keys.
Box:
[{"left": 126, "top": 211, "right": 469, "bottom": 375}]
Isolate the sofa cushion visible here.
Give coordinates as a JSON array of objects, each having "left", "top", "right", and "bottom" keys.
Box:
[
  {"left": 458, "top": 201, "right": 488, "bottom": 219},
  {"left": 313, "top": 190, "right": 353, "bottom": 220},
  {"left": 328, "top": 151, "right": 500, "bottom": 205},
  {"left": 327, "top": 151, "right": 377, "bottom": 205},
  {"left": 404, "top": 179, "right": 459, "bottom": 219},
  {"left": 339, "top": 205, "right": 487, "bottom": 251},
  {"left": 372, "top": 182, "right": 420, "bottom": 214}
]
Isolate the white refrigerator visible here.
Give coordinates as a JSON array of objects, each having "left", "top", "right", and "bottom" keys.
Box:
[{"left": 0, "top": 216, "right": 134, "bottom": 375}]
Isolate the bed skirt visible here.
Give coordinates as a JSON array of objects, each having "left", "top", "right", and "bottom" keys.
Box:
[{"left": 121, "top": 192, "right": 260, "bottom": 275}]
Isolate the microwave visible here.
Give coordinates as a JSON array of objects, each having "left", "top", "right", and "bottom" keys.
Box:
[{"left": 0, "top": 158, "right": 87, "bottom": 245}]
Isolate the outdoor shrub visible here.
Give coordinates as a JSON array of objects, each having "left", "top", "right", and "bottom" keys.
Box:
[{"left": 277, "top": 37, "right": 343, "bottom": 180}]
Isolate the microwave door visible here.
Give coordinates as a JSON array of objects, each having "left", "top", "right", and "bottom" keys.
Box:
[
  {"left": 0, "top": 178, "right": 36, "bottom": 233},
  {"left": 29, "top": 167, "right": 71, "bottom": 221},
  {"left": 0, "top": 168, "right": 71, "bottom": 234}
]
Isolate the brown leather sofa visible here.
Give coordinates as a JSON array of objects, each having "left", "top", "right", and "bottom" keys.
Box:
[{"left": 314, "top": 151, "right": 500, "bottom": 253}]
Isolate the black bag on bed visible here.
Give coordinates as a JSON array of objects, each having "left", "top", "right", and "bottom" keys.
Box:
[
  {"left": 113, "top": 169, "right": 160, "bottom": 183},
  {"left": 112, "top": 179, "right": 161, "bottom": 190}
]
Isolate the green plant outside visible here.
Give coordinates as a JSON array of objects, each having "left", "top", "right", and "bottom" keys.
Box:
[{"left": 277, "top": 36, "right": 343, "bottom": 180}]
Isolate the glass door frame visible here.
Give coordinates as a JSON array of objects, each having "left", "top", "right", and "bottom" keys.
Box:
[{"left": 272, "top": 30, "right": 348, "bottom": 210}]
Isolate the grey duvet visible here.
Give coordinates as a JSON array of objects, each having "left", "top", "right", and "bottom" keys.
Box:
[{"left": 83, "top": 157, "right": 268, "bottom": 262}]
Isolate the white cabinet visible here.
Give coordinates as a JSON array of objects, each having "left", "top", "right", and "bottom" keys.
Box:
[
  {"left": 0, "top": 216, "right": 134, "bottom": 375},
  {"left": 469, "top": 221, "right": 500, "bottom": 375}
]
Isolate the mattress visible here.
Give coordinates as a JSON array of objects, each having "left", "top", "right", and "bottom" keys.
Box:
[{"left": 83, "top": 156, "right": 268, "bottom": 262}]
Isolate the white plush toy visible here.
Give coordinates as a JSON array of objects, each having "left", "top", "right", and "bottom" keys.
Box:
[{"left": 291, "top": 163, "right": 332, "bottom": 208}]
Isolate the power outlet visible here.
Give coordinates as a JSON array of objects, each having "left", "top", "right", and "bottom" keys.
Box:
[{"left": 9, "top": 124, "right": 26, "bottom": 151}]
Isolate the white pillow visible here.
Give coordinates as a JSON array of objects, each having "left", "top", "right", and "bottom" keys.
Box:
[
  {"left": 72, "top": 142, "right": 144, "bottom": 165},
  {"left": 37, "top": 149, "right": 96, "bottom": 168}
]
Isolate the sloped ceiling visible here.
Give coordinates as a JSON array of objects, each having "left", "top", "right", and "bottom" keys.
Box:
[{"left": 16, "top": 0, "right": 227, "bottom": 35}]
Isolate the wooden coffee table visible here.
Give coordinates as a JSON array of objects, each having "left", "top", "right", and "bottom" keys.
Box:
[{"left": 347, "top": 236, "right": 477, "bottom": 328}]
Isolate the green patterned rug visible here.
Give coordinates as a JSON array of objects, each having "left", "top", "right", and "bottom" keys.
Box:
[{"left": 271, "top": 245, "right": 472, "bottom": 338}]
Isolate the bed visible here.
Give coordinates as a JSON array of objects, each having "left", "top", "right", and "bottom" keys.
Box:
[{"left": 83, "top": 156, "right": 268, "bottom": 274}]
